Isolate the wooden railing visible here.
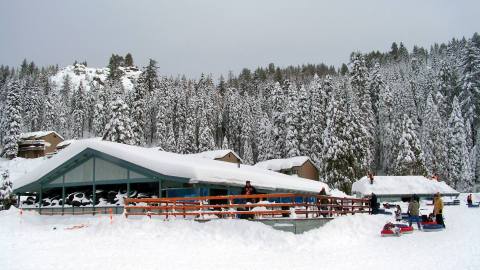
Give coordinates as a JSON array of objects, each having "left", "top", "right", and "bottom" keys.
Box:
[{"left": 124, "top": 193, "right": 371, "bottom": 219}]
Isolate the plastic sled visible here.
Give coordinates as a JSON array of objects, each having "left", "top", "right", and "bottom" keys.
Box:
[
  {"left": 422, "top": 223, "right": 444, "bottom": 232},
  {"left": 394, "top": 224, "right": 414, "bottom": 234},
  {"left": 421, "top": 221, "right": 437, "bottom": 226},
  {"left": 381, "top": 229, "right": 400, "bottom": 237},
  {"left": 467, "top": 203, "right": 480, "bottom": 208}
]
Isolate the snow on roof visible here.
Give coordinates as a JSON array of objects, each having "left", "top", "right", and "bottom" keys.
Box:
[
  {"left": 189, "top": 149, "right": 242, "bottom": 162},
  {"left": 254, "top": 156, "right": 316, "bottom": 171},
  {"left": 351, "top": 176, "right": 459, "bottom": 196},
  {"left": 56, "top": 139, "right": 75, "bottom": 148},
  {"left": 15, "top": 139, "right": 329, "bottom": 194},
  {"left": 20, "top": 131, "right": 64, "bottom": 140}
]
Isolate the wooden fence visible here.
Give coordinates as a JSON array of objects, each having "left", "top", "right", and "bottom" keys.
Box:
[{"left": 124, "top": 193, "right": 371, "bottom": 219}]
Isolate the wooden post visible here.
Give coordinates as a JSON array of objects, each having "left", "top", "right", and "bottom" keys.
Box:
[{"left": 61, "top": 175, "right": 65, "bottom": 215}]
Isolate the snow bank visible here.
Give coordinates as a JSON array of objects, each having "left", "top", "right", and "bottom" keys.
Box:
[
  {"left": 15, "top": 139, "right": 329, "bottom": 194},
  {"left": 1, "top": 196, "right": 479, "bottom": 270},
  {"left": 255, "top": 156, "right": 315, "bottom": 171},
  {"left": 352, "top": 176, "right": 459, "bottom": 196}
]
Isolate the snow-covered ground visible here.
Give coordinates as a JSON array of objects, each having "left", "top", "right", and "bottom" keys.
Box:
[{"left": 1, "top": 194, "right": 479, "bottom": 270}]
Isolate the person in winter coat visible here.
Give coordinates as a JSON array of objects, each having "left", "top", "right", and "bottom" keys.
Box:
[
  {"left": 395, "top": 205, "right": 402, "bottom": 222},
  {"left": 240, "top": 181, "right": 257, "bottom": 219},
  {"left": 370, "top": 193, "right": 379, "bottom": 214},
  {"left": 408, "top": 196, "right": 421, "bottom": 229},
  {"left": 433, "top": 192, "right": 445, "bottom": 228},
  {"left": 467, "top": 194, "right": 473, "bottom": 206},
  {"left": 317, "top": 187, "right": 329, "bottom": 217}
]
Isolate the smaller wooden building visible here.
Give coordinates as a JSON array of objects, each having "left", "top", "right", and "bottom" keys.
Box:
[
  {"left": 18, "top": 131, "right": 64, "bottom": 159},
  {"left": 254, "top": 156, "right": 320, "bottom": 181},
  {"left": 190, "top": 150, "right": 242, "bottom": 164}
]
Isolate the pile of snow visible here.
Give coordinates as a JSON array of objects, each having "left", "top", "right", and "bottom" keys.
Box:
[
  {"left": 50, "top": 64, "right": 141, "bottom": 92},
  {"left": 15, "top": 139, "right": 329, "bottom": 194},
  {"left": 188, "top": 149, "right": 242, "bottom": 161},
  {"left": 352, "top": 176, "right": 459, "bottom": 196},
  {"left": 255, "top": 156, "right": 315, "bottom": 171},
  {"left": 1, "top": 195, "right": 479, "bottom": 270}
]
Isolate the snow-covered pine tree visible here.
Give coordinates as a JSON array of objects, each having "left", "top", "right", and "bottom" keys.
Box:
[
  {"left": 378, "top": 83, "right": 396, "bottom": 173},
  {"left": 102, "top": 96, "right": 134, "bottom": 145},
  {"left": 271, "top": 82, "right": 286, "bottom": 158},
  {"left": 2, "top": 80, "right": 22, "bottom": 159},
  {"left": 420, "top": 94, "right": 448, "bottom": 179},
  {"left": 221, "top": 135, "right": 229, "bottom": 149},
  {"left": 156, "top": 91, "right": 171, "bottom": 150},
  {"left": 183, "top": 97, "right": 198, "bottom": 154},
  {"left": 393, "top": 114, "right": 428, "bottom": 176},
  {"left": 321, "top": 85, "right": 356, "bottom": 193},
  {"left": 197, "top": 108, "right": 215, "bottom": 152},
  {"left": 163, "top": 122, "right": 176, "bottom": 152},
  {"left": 42, "top": 92, "right": 56, "bottom": 131},
  {"left": 350, "top": 53, "right": 375, "bottom": 169},
  {"left": 284, "top": 81, "right": 300, "bottom": 158},
  {"left": 447, "top": 96, "right": 468, "bottom": 189},
  {"left": 459, "top": 41, "right": 480, "bottom": 130},
  {"left": 0, "top": 170, "right": 13, "bottom": 209},
  {"left": 242, "top": 139, "right": 254, "bottom": 165},
  {"left": 297, "top": 84, "right": 310, "bottom": 155},
  {"left": 256, "top": 114, "right": 274, "bottom": 161},
  {"left": 307, "top": 74, "right": 324, "bottom": 166},
  {"left": 93, "top": 86, "right": 111, "bottom": 137},
  {"left": 71, "top": 81, "right": 86, "bottom": 139}
]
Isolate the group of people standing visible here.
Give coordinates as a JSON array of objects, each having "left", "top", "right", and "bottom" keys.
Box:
[{"left": 406, "top": 192, "right": 445, "bottom": 229}]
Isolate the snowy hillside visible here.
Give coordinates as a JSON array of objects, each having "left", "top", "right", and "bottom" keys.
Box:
[
  {"left": 50, "top": 64, "right": 141, "bottom": 92},
  {"left": 1, "top": 196, "right": 479, "bottom": 270}
]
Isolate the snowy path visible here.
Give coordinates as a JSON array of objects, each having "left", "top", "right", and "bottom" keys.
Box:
[{"left": 1, "top": 200, "right": 479, "bottom": 270}]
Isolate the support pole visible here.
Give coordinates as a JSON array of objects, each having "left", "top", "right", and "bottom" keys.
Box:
[
  {"left": 38, "top": 184, "right": 43, "bottom": 215},
  {"left": 62, "top": 180, "right": 65, "bottom": 215},
  {"left": 158, "top": 180, "right": 163, "bottom": 198},
  {"left": 92, "top": 157, "right": 96, "bottom": 215}
]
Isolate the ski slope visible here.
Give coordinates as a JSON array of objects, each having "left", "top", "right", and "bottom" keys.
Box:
[{"left": 1, "top": 195, "right": 479, "bottom": 270}]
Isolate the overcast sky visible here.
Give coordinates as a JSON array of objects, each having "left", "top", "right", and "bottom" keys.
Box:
[{"left": 0, "top": 0, "right": 479, "bottom": 78}]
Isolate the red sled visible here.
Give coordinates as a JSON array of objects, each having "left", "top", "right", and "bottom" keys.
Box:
[
  {"left": 421, "top": 221, "right": 437, "bottom": 226},
  {"left": 394, "top": 224, "right": 414, "bottom": 234},
  {"left": 381, "top": 229, "right": 400, "bottom": 237}
]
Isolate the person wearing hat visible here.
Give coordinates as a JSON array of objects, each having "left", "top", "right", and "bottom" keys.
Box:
[{"left": 433, "top": 192, "right": 445, "bottom": 228}]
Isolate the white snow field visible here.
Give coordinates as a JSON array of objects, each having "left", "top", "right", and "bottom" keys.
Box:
[{"left": 1, "top": 195, "right": 479, "bottom": 270}]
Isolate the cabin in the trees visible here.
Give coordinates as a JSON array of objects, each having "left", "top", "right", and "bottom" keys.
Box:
[
  {"left": 254, "top": 156, "right": 320, "bottom": 181},
  {"left": 189, "top": 150, "right": 242, "bottom": 164},
  {"left": 351, "top": 175, "right": 459, "bottom": 202},
  {"left": 18, "top": 131, "right": 64, "bottom": 159},
  {"left": 13, "top": 139, "right": 328, "bottom": 213}
]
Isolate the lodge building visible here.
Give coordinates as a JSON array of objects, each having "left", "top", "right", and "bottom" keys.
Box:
[
  {"left": 14, "top": 139, "right": 328, "bottom": 212},
  {"left": 254, "top": 156, "right": 320, "bottom": 181},
  {"left": 18, "top": 131, "right": 64, "bottom": 159}
]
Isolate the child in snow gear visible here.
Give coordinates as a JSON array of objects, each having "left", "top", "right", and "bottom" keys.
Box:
[
  {"left": 395, "top": 205, "right": 402, "bottom": 222},
  {"left": 467, "top": 194, "right": 473, "bottom": 206},
  {"left": 433, "top": 193, "right": 445, "bottom": 228},
  {"left": 408, "top": 196, "right": 421, "bottom": 230}
]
